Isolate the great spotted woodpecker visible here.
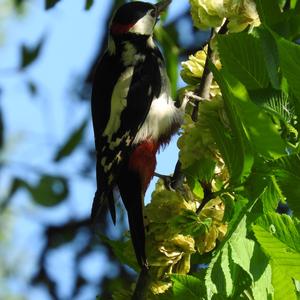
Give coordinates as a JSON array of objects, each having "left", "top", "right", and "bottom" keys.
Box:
[{"left": 91, "top": 0, "right": 186, "bottom": 269}]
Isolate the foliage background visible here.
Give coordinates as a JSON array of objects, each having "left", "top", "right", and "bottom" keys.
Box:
[
  {"left": 0, "top": 0, "right": 199, "bottom": 299},
  {"left": 1, "top": 0, "right": 300, "bottom": 300}
]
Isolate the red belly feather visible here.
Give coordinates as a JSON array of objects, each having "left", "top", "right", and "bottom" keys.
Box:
[{"left": 128, "top": 140, "right": 159, "bottom": 193}]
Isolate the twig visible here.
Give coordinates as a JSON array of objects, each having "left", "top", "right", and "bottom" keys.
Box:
[
  {"left": 171, "top": 20, "right": 229, "bottom": 190},
  {"left": 196, "top": 182, "right": 214, "bottom": 214},
  {"left": 132, "top": 267, "right": 151, "bottom": 300},
  {"left": 191, "top": 28, "right": 215, "bottom": 122},
  {"left": 171, "top": 160, "right": 185, "bottom": 190}
]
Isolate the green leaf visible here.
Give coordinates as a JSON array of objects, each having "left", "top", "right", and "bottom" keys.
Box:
[
  {"left": 222, "top": 195, "right": 249, "bottom": 247},
  {"left": 272, "top": 263, "right": 297, "bottom": 300},
  {"left": 171, "top": 274, "right": 206, "bottom": 300},
  {"left": 217, "top": 32, "right": 269, "bottom": 90},
  {"left": 260, "top": 176, "right": 284, "bottom": 213},
  {"left": 54, "top": 119, "right": 88, "bottom": 162},
  {"left": 220, "top": 194, "right": 235, "bottom": 223},
  {"left": 45, "top": 0, "right": 60, "bottom": 9},
  {"left": 185, "top": 158, "right": 216, "bottom": 184},
  {"left": 20, "top": 38, "right": 44, "bottom": 69},
  {"left": 213, "top": 66, "right": 288, "bottom": 159},
  {"left": 271, "top": 155, "right": 300, "bottom": 217},
  {"left": 206, "top": 217, "right": 273, "bottom": 299},
  {"left": 29, "top": 175, "right": 69, "bottom": 206},
  {"left": 99, "top": 235, "right": 139, "bottom": 272},
  {"left": 85, "top": 0, "right": 94, "bottom": 10},
  {"left": 204, "top": 113, "right": 252, "bottom": 184},
  {"left": 253, "top": 213, "right": 300, "bottom": 280},
  {"left": 205, "top": 217, "right": 248, "bottom": 299},
  {"left": 200, "top": 75, "right": 254, "bottom": 184},
  {"left": 230, "top": 220, "right": 273, "bottom": 300},
  {"left": 170, "top": 209, "right": 211, "bottom": 237},
  {"left": 255, "top": 0, "right": 281, "bottom": 26},
  {"left": 277, "top": 37, "right": 300, "bottom": 101},
  {"left": 2, "top": 176, "right": 68, "bottom": 208},
  {"left": 0, "top": 178, "right": 26, "bottom": 210},
  {"left": 205, "top": 232, "right": 252, "bottom": 299},
  {"left": 250, "top": 88, "right": 294, "bottom": 123},
  {"left": 256, "top": 27, "right": 281, "bottom": 89},
  {"left": 278, "top": 11, "right": 300, "bottom": 40},
  {"left": 256, "top": 0, "right": 300, "bottom": 40}
]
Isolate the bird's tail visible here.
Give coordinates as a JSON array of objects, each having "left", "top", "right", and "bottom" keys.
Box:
[
  {"left": 118, "top": 170, "right": 148, "bottom": 269},
  {"left": 91, "top": 190, "right": 116, "bottom": 225}
]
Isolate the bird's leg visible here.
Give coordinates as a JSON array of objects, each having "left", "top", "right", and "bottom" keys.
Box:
[
  {"left": 154, "top": 172, "right": 174, "bottom": 190},
  {"left": 184, "top": 91, "right": 206, "bottom": 108}
]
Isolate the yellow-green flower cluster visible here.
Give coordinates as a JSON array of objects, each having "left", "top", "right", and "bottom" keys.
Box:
[
  {"left": 190, "top": 0, "right": 260, "bottom": 32},
  {"left": 180, "top": 48, "right": 221, "bottom": 96},
  {"left": 178, "top": 96, "right": 225, "bottom": 170},
  {"left": 143, "top": 180, "right": 227, "bottom": 295}
]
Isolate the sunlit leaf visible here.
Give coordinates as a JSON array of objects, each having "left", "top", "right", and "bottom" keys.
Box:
[
  {"left": 217, "top": 32, "right": 269, "bottom": 90},
  {"left": 260, "top": 176, "right": 284, "bottom": 213},
  {"left": 210, "top": 65, "right": 254, "bottom": 183},
  {"left": 171, "top": 274, "right": 205, "bottom": 300},
  {"left": 272, "top": 263, "right": 297, "bottom": 300},
  {"left": 230, "top": 222, "right": 273, "bottom": 300},
  {"left": 253, "top": 213, "right": 300, "bottom": 280},
  {"left": 213, "top": 66, "right": 288, "bottom": 159}
]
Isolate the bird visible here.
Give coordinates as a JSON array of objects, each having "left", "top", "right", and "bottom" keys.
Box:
[{"left": 91, "top": 0, "right": 187, "bottom": 269}]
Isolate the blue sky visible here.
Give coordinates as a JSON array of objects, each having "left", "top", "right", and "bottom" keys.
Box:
[{"left": 0, "top": 0, "right": 190, "bottom": 299}]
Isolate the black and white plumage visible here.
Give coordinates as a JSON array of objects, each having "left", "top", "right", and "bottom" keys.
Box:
[{"left": 91, "top": 0, "right": 186, "bottom": 269}]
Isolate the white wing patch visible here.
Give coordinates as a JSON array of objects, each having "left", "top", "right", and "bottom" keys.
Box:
[{"left": 103, "top": 67, "right": 134, "bottom": 141}]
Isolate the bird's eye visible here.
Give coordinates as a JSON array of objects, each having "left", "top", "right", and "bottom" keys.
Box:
[{"left": 150, "top": 9, "right": 156, "bottom": 18}]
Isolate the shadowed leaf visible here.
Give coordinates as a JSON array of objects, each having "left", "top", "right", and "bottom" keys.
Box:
[
  {"left": 54, "top": 119, "right": 88, "bottom": 162},
  {"left": 20, "top": 38, "right": 44, "bottom": 69},
  {"left": 85, "top": 0, "right": 94, "bottom": 10},
  {"left": 45, "top": 0, "right": 60, "bottom": 10}
]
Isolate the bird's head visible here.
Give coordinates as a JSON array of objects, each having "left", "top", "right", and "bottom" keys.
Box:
[{"left": 110, "top": 0, "right": 171, "bottom": 37}]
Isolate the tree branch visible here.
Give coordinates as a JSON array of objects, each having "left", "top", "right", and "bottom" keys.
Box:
[
  {"left": 132, "top": 267, "right": 151, "bottom": 300},
  {"left": 191, "top": 28, "right": 215, "bottom": 122},
  {"left": 171, "top": 20, "right": 228, "bottom": 190}
]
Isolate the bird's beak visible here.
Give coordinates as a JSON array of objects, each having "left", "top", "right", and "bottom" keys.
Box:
[{"left": 154, "top": 0, "right": 172, "bottom": 15}]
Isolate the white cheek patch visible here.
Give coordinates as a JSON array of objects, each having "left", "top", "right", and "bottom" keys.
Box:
[{"left": 129, "top": 12, "right": 156, "bottom": 35}]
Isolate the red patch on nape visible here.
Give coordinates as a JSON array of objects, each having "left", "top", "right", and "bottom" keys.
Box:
[
  {"left": 128, "top": 140, "right": 159, "bottom": 194},
  {"left": 110, "top": 22, "right": 135, "bottom": 35}
]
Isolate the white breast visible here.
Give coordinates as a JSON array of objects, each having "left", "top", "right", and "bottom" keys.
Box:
[{"left": 133, "top": 92, "right": 184, "bottom": 145}]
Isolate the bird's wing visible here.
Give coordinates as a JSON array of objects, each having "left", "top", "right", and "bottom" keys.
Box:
[{"left": 91, "top": 51, "right": 161, "bottom": 221}]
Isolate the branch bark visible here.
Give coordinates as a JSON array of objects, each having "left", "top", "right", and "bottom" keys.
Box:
[
  {"left": 171, "top": 20, "right": 228, "bottom": 190},
  {"left": 132, "top": 267, "right": 151, "bottom": 300}
]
